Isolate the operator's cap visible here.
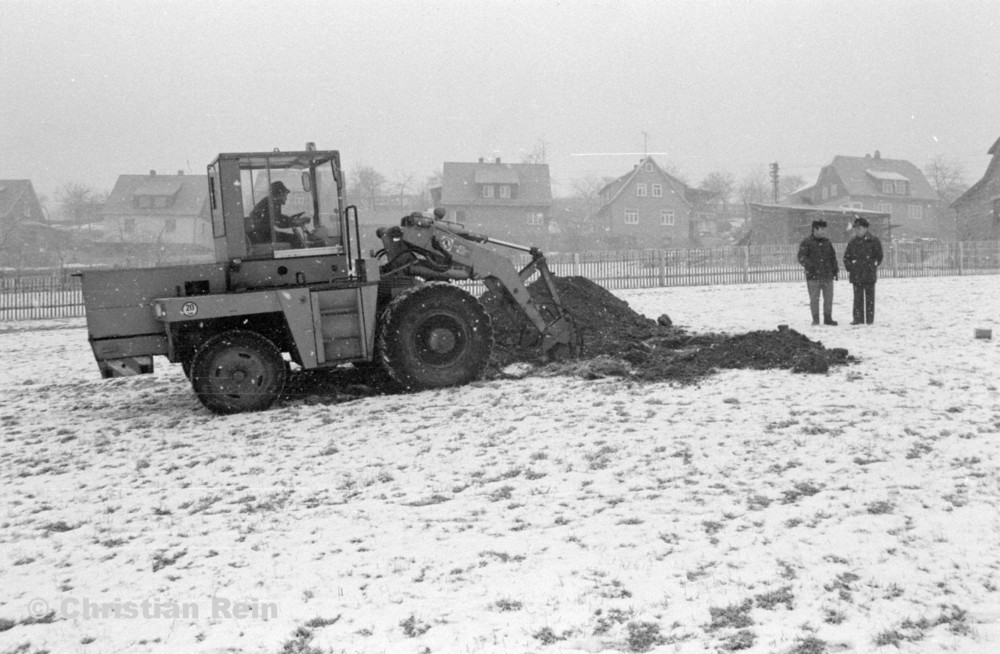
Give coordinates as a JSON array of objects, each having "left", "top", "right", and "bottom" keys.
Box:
[
  {"left": 853, "top": 217, "right": 869, "bottom": 228},
  {"left": 811, "top": 220, "right": 827, "bottom": 229},
  {"left": 270, "top": 181, "right": 290, "bottom": 195}
]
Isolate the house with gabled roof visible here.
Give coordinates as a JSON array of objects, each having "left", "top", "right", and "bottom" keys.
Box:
[
  {"left": 432, "top": 158, "right": 552, "bottom": 246},
  {"left": 594, "top": 157, "right": 714, "bottom": 249},
  {"left": 98, "top": 170, "right": 212, "bottom": 250},
  {"left": 788, "top": 151, "right": 942, "bottom": 238},
  {"left": 0, "top": 180, "right": 51, "bottom": 268},
  {"left": 0, "top": 180, "right": 45, "bottom": 225},
  {"left": 950, "top": 136, "right": 1000, "bottom": 241}
]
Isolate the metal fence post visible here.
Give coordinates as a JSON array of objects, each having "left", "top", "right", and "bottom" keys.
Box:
[
  {"left": 658, "top": 250, "right": 666, "bottom": 287},
  {"left": 958, "top": 241, "right": 964, "bottom": 276}
]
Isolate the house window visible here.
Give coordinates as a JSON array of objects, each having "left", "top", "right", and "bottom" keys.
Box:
[
  {"left": 645, "top": 162, "right": 653, "bottom": 172},
  {"left": 624, "top": 209, "right": 638, "bottom": 225},
  {"left": 481, "top": 185, "right": 494, "bottom": 199},
  {"left": 164, "top": 218, "right": 177, "bottom": 233},
  {"left": 123, "top": 218, "right": 136, "bottom": 234},
  {"left": 636, "top": 183, "right": 647, "bottom": 197},
  {"left": 908, "top": 205, "right": 922, "bottom": 220},
  {"left": 527, "top": 212, "right": 544, "bottom": 226},
  {"left": 881, "top": 181, "right": 893, "bottom": 194},
  {"left": 499, "top": 185, "right": 510, "bottom": 199},
  {"left": 878, "top": 202, "right": 891, "bottom": 214},
  {"left": 661, "top": 210, "right": 675, "bottom": 226},
  {"left": 894, "top": 180, "right": 906, "bottom": 195},
  {"left": 652, "top": 184, "right": 662, "bottom": 197}
]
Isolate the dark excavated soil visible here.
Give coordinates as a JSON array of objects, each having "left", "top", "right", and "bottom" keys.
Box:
[{"left": 480, "top": 276, "right": 854, "bottom": 383}]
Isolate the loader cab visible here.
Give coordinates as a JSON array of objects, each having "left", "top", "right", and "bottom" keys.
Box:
[{"left": 207, "top": 149, "right": 348, "bottom": 263}]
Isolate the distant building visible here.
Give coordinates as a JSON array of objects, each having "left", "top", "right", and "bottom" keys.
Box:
[
  {"left": 0, "top": 180, "right": 53, "bottom": 268},
  {"left": 98, "top": 170, "right": 212, "bottom": 250},
  {"left": 432, "top": 158, "right": 552, "bottom": 246},
  {"left": 750, "top": 203, "right": 891, "bottom": 246},
  {"left": 788, "top": 151, "right": 941, "bottom": 238},
  {"left": 594, "top": 157, "right": 717, "bottom": 249},
  {"left": 0, "top": 179, "right": 45, "bottom": 225},
  {"left": 950, "top": 136, "right": 1000, "bottom": 241}
]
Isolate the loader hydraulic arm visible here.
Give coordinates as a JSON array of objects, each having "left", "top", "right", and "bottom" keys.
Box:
[{"left": 377, "top": 212, "right": 581, "bottom": 360}]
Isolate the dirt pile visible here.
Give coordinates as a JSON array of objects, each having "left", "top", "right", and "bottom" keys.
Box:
[{"left": 481, "top": 276, "right": 854, "bottom": 383}]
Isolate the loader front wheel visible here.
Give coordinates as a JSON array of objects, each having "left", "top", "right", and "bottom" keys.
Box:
[
  {"left": 190, "top": 330, "right": 287, "bottom": 414},
  {"left": 380, "top": 283, "right": 493, "bottom": 391}
]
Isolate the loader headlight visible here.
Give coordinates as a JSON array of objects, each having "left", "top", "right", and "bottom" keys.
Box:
[{"left": 153, "top": 302, "right": 165, "bottom": 318}]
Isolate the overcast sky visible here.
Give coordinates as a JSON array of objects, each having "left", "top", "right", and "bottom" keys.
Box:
[{"left": 1, "top": 0, "right": 998, "bottom": 201}]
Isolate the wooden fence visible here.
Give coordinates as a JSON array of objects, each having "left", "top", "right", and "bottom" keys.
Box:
[{"left": 2, "top": 241, "right": 999, "bottom": 322}]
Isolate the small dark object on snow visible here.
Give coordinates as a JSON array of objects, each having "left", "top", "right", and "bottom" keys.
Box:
[{"left": 657, "top": 314, "right": 673, "bottom": 327}]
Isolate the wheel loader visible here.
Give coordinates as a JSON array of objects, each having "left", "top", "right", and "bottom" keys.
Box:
[{"left": 80, "top": 145, "right": 581, "bottom": 414}]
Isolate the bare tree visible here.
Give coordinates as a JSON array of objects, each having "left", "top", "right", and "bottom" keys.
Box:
[
  {"left": 736, "top": 168, "right": 771, "bottom": 225},
  {"left": 520, "top": 140, "right": 547, "bottom": 164},
  {"left": 923, "top": 155, "right": 969, "bottom": 239},
  {"left": 350, "top": 164, "right": 386, "bottom": 212},
  {"left": 55, "top": 182, "right": 102, "bottom": 228},
  {"left": 779, "top": 174, "right": 807, "bottom": 202},
  {"left": 392, "top": 171, "right": 416, "bottom": 210}
]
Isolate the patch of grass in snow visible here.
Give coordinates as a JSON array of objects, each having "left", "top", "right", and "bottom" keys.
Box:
[
  {"left": 399, "top": 614, "right": 431, "bottom": 638},
  {"left": 627, "top": 621, "right": 666, "bottom": 652},
  {"left": 789, "top": 635, "right": 828, "bottom": 654},
  {"left": 781, "top": 481, "right": 823, "bottom": 504},
  {"left": 866, "top": 500, "right": 895, "bottom": 515},
  {"left": 533, "top": 626, "right": 574, "bottom": 644},
  {"left": 277, "top": 626, "right": 325, "bottom": 654},
  {"left": 707, "top": 599, "right": 753, "bottom": 631},
  {"left": 593, "top": 607, "right": 634, "bottom": 635},
  {"left": 719, "top": 628, "right": 756, "bottom": 651},
  {"left": 490, "top": 598, "right": 523, "bottom": 612},
  {"left": 754, "top": 585, "right": 794, "bottom": 610}
]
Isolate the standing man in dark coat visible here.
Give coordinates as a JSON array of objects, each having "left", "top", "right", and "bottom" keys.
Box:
[
  {"left": 843, "top": 216, "right": 884, "bottom": 325},
  {"left": 797, "top": 219, "right": 839, "bottom": 326}
]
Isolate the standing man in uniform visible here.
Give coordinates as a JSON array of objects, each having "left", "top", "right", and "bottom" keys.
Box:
[
  {"left": 797, "top": 219, "right": 839, "bottom": 326},
  {"left": 843, "top": 216, "right": 884, "bottom": 325}
]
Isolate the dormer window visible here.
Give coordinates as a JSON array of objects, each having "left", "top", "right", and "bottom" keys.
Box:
[
  {"left": 894, "top": 180, "right": 906, "bottom": 195},
  {"left": 133, "top": 179, "right": 182, "bottom": 210},
  {"left": 481, "top": 184, "right": 495, "bottom": 199},
  {"left": 499, "top": 185, "right": 510, "bottom": 199},
  {"left": 882, "top": 181, "right": 893, "bottom": 194}
]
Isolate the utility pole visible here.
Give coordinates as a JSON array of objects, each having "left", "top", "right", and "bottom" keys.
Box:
[{"left": 769, "top": 162, "right": 780, "bottom": 203}]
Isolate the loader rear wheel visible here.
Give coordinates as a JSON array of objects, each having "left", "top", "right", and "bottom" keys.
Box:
[
  {"left": 379, "top": 283, "right": 493, "bottom": 391},
  {"left": 190, "top": 330, "right": 287, "bottom": 414}
]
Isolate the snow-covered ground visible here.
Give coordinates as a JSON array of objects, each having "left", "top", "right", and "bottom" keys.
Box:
[{"left": 1, "top": 275, "right": 998, "bottom": 654}]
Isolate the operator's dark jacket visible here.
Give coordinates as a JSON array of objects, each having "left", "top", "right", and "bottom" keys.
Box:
[
  {"left": 246, "top": 196, "right": 298, "bottom": 244},
  {"left": 843, "top": 232, "right": 884, "bottom": 285},
  {"left": 797, "top": 234, "right": 839, "bottom": 280}
]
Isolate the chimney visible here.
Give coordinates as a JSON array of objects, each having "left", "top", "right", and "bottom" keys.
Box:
[
  {"left": 149, "top": 170, "right": 156, "bottom": 176},
  {"left": 874, "top": 150, "right": 881, "bottom": 160},
  {"left": 479, "top": 157, "right": 484, "bottom": 163},
  {"left": 306, "top": 141, "right": 316, "bottom": 151},
  {"left": 495, "top": 157, "right": 501, "bottom": 163},
  {"left": 177, "top": 170, "right": 184, "bottom": 175}
]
